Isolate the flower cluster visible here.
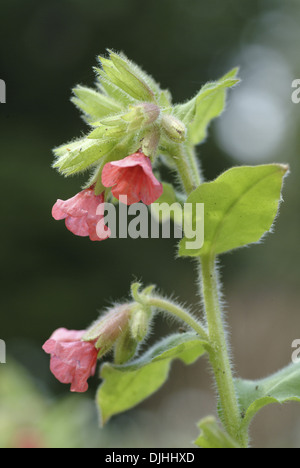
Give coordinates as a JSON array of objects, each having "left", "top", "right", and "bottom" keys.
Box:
[
  {"left": 52, "top": 152, "right": 163, "bottom": 241},
  {"left": 50, "top": 51, "right": 191, "bottom": 241}
]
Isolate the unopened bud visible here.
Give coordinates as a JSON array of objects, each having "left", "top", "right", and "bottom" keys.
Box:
[
  {"left": 141, "top": 126, "right": 160, "bottom": 157},
  {"left": 130, "top": 308, "right": 150, "bottom": 342},
  {"left": 82, "top": 305, "right": 131, "bottom": 357},
  {"left": 161, "top": 114, "right": 186, "bottom": 142},
  {"left": 123, "top": 103, "right": 160, "bottom": 128},
  {"left": 114, "top": 326, "right": 138, "bottom": 365}
]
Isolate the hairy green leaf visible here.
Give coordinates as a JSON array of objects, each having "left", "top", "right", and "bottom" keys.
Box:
[
  {"left": 53, "top": 138, "right": 117, "bottom": 175},
  {"left": 109, "top": 50, "right": 162, "bottom": 101},
  {"left": 174, "top": 68, "right": 239, "bottom": 145},
  {"left": 97, "top": 333, "right": 208, "bottom": 425},
  {"left": 236, "top": 362, "right": 300, "bottom": 431},
  {"left": 99, "top": 52, "right": 155, "bottom": 103},
  {"left": 179, "top": 164, "right": 288, "bottom": 257},
  {"left": 72, "top": 86, "right": 123, "bottom": 123},
  {"left": 95, "top": 72, "right": 136, "bottom": 107}
]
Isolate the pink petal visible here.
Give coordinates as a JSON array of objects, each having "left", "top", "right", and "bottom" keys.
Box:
[
  {"left": 42, "top": 339, "right": 56, "bottom": 354},
  {"left": 53, "top": 190, "right": 102, "bottom": 218},
  {"left": 102, "top": 163, "right": 123, "bottom": 187},
  {"left": 50, "top": 355, "right": 75, "bottom": 384},
  {"left": 140, "top": 174, "right": 163, "bottom": 205},
  {"left": 43, "top": 329, "right": 98, "bottom": 393},
  {"left": 52, "top": 201, "right": 68, "bottom": 220},
  {"left": 48, "top": 328, "right": 86, "bottom": 342},
  {"left": 52, "top": 189, "right": 108, "bottom": 241},
  {"left": 101, "top": 153, "right": 162, "bottom": 205},
  {"left": 65, "top": 215, "right": 90, "bottom": 237},
  {"left": 87, "top": 217, "right": 111, "bottom": 241}
]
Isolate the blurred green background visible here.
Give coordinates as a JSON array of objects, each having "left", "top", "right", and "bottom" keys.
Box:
[{"left": 1, "top": 0, "right": 300, "bottom": 448}]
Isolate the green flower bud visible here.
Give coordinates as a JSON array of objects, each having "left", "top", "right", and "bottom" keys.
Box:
[
  {"left": 124, "top": 103, "right": 160, "bottom": 125},
  {"left": 141, "top": 126, "right": 160, "bottom": 157},
  {"left": 114, "top": 326, "right": 138, "bottom": 365},
  {"left": 130, "top": 308, "right": 150, "bottom": 342},
  {"left": 161, "top": 114, "right": 186, "bottom": 142}
]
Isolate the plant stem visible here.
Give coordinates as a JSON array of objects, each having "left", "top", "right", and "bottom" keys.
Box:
[
  {"left": 173, "top": 145, "right": 198, "bottom": 195},
  {"left": 175, "top": 141, "right": 247, "bottom": 447},
  {"left": 148, "top": 297, "right": 209, "bottom": 341},
  {"left": 200, "top": 254, "right": 248, "bottom": 447},
  {"left": 185, "top": 144, "right": 202, "bottom": 187}
]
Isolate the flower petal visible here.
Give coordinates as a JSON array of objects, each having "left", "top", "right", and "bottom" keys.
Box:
[{"left": 102, "top": 153, "right": 162, "bottom": 205}]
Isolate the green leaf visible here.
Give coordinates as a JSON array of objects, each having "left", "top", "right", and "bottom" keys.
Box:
[
  {"left": 174, "top": 68, "right": 239, "bottom": 145},
  {"left": 71, "top": 86, "right": 123, "bottom": 123},
  {"left": 109, "top": 50, "right": 163, "bottom": 101},
  {"left": 158, "top": 89, "right": 172, "bottom": 108},
  {"left": 97, "top": 332, "right": 208, "bottom": 425},
  {"left": 194, "top": 416, "right": 240, "bottom": 448},
  {"left": 99, "top": 52, "right": 155, "bottom": 103},
  {"left": 236, "top": 361, "right": 300, "bottom": 431},
  {"left": 88, "top": 105, "right": 152, "bottom": 139},
  {"left": 88, "top": 124, "right": 128, "bottom": 140},
  {"left": 179, "top": 164, "right": 288, "bottom": 257},
  {"left": 53, "top": 138, "right": 117, "bottom": 175},
  {"left": 95, "top": 72, "right": 136, "bottom": 107}
]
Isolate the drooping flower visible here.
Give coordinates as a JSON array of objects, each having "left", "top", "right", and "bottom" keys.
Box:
[
  {"left": 42, "top": 328, "right": 98, "bottom": 393},
  {"left": 52, "top": 188, "right": 110, "bottom": 241},
  {"left": 101, "top": 152, "right": 163, "bottom": 205}
]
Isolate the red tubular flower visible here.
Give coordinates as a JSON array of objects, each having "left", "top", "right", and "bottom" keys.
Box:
[
  {"left": 101, "top": 152, "right": 163, "bottom": 205},
  {"left": 52, "top": 188, "right": 110, "bottom": 241},
  {"left": 42, "top": 328, "right": 98, "bottom": 393}
]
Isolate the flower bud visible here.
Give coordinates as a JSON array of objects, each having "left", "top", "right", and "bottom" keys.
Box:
[
  {"left": 161, "top": 114, "right": 186, "bottom": 142},
  {"left": 82, "top": 305, "right": 131, "bottom": 357},
  {"left": 141, "top": 126, "right": 160, "bottom": 157},
  {"left": 130, "top": 308, "right": 150, "bottom": 342},
  {"left": 123, "top": 103, "right": 160, "bottom": 128},
  {"left": 114, "top": 326, "right": 138, "bottom": 365}
]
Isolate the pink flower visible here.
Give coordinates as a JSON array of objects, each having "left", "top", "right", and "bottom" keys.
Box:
[
  {"left": 42, "top": 328, "right": 98, "bottom": 393},
  {"left": 52, "top": 188, "right": 110, "bottom": 241},
  {"left": 101, "top": 152, "right": 163, "bottom": 205}
]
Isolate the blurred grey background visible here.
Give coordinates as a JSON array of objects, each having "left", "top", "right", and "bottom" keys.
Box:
[{"left": 1, "top": 0, "right": 300, "bottom": 448}]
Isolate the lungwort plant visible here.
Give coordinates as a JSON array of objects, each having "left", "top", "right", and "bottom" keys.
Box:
[{"left": 44, "top": 50, "right": 295, "bottom": 448}]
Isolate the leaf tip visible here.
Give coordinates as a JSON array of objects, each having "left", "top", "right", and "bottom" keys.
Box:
[{"left": 278, "top": 163, "right": 290, "bottom": 175}]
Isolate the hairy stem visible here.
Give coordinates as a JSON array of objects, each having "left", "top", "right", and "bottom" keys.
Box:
[
  {"left": 148, "top": 297, "right": 209, "bottom": 341},
  {"left": 200, "top": 255, "right": 248, "bottom": 447},
  {"left": 185, "top": 144, "right": 202, "bottom": 187},
  {"left": 174, "top": 141, "right": 247, "bottom": 447},
  {"left": 173, "top": 144, "right": 198, "bottom": 195}
]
